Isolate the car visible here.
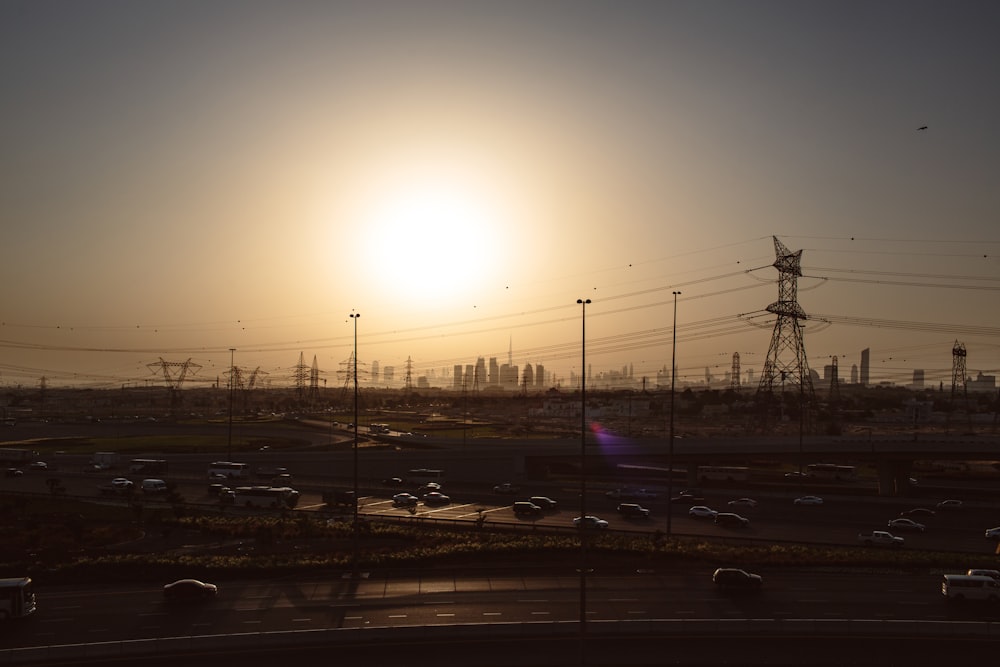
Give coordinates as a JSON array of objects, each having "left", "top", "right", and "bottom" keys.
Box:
[
  {"left": 985, "top": 526, "right": 1000, "bottom": 540},
  {"left": 936, "top": 499, "right": 963, "bottom": 510},
  {"left": 392, "top": 492, "right": 418, "bottom": 507},
  {"left": 714, "top": 512, "right": 750, "bottom": 528},
  {"left": 163, "top": 579, "right": 218, "bottom": 602},
  {"left": 968, "top": 569, "right": 1000, "bottom": 580},
  {"left": 606, "top": 488, "right": 659, "bottom": 500},
  {"left": 529, "top": 496, "right": 557, "bottom": 510},
  {"left": 574, "top": 515, "right": 609, "bottom": 530},
  {"left": 887, "top": 517, "right": 925, "bottom": 532},
  {"left": 712, "top": 568, "right": 763, "bottom": 592},
  {"left": 688, "top": 506, "right": 718, "bottom": 518},
  {"left": 784, "top": 471, "right": 808, "bottom": 479},
  {"left": 728, "top": 498, "right": 758, "bottom": 508},
  {"left": 513, "top": 501, "right": 542, "bottom": 517},
  {"left": 617, "top": 503, "right": 651, "bottom": 518},
  {"left": 493, "top": 482, "right": 520, "bottom": 495},
  {"left": 4, "top": 468, "right": 23, "bottom": 478},
  {"left": 422, "top": 491, "right": 451, "bottom": 505},
  {"left": 671, "top": 490, "right": 705, "bottom": 503},
  {"left": 382, "top": 477, "right": 405, "bottom": 487},
  {"left": 28, "top": 461, "right": 48, "bottom": 471},
  {"left": 416, "top": 482, "right": 442, "bottom": 495},
  {"left": 900, "top": 508, "right": 935, "bottom": 519},
  {"left": 794, "top": 495, "right": 824, "bottom": 506},
  {"left": 110, "top": 477, "right": 134, "bottom": 490}
]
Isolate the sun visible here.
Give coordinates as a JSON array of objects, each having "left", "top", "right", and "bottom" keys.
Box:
[{"left": 355, "top": 165, "right": 504, "bottom": 303}]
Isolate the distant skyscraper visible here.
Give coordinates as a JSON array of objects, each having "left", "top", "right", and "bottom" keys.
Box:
[
  {"left": 453, "top": 364, "right": 463, "bottom": 391},
  {"left": 850, "top": 364, "right": 858, "bottom": 384},
  {"left": 860, "top": 348, "right": 870, "bottom": 387},
  {"left": 489, "top": 357, "right": 499, "bottom": 386},
  {"left": 371, "top": 360, "right": 380, "bottom": 384},
  {"left": 912, "top": 369, "right": 925, "bottom": 389},
  {"left": 535, "top": 363, "right": 545, "bottom": 388},
  {"left": 384, "top": 366, "right": 394, "bottom": 384}
]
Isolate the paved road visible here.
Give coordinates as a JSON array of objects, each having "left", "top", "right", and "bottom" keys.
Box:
[{"left": 4, "top": 568, "right": 999, "bottom": 651}]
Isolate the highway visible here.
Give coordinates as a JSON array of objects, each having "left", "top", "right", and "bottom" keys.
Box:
[{"left": 4, "top": 568, "right": 1000, "bottom": 651}]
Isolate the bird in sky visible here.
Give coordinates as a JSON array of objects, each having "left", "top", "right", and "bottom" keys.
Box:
[{"left": 917, "top": 126, "right": 928, "bottom": 130}]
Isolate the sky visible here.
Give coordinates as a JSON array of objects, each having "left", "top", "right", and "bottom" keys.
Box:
[{"left": 2, "top": 0, "right": 999, "bottom": 391}]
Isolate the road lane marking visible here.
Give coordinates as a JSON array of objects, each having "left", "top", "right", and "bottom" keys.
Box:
[
  {"left": 293, "top": 618, "right": 312, "bottom": 622},
  {"left": 531, "top": 611, "right": 551, "bottom": 616},
  {"left": 436, "top": 613, "right": 456, "bottom": 617},
  {"left": 483, "top": 612, "right": 502, "bottom": 616},
  {"left": 388, "top": 614, "right": 407, "bottom": 618}
]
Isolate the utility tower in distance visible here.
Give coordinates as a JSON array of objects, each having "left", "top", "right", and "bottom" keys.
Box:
[
  {"left": 731, "top": 353, "right": 741, "bottom": 392},
  {"left": 753, "top": 236, "right": 815, "bottom": 432},
  {"left": 949, "top": 340, "right": 972, "bottom": 434}
]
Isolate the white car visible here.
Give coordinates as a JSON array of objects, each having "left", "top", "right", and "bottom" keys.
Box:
[
  {"left": 422, "top": 491, "right": 451, "bottom": 505},
  {"left": 728, "top": 498, "right": 758, "bottom": 508},
  {"left": 887, "top": 517, "right": 925, "bottom": 532},
  {"left": 688, "top": 505, "right": 718, "bottom": 518},
  {"left": 392, "top": 492, "right": 418, "bottom": 507},
  {"left": 794, "top": 495, "right": 824, "bottom": 506},
  {"left": 574, "top": 515, "right": 609, "bottom": 530},
  {"left": 985, "top": 527, "right": 1000, "bottom": 539},
  {"left": 110, "top": 477, "right": 134, "bottom": 490}
]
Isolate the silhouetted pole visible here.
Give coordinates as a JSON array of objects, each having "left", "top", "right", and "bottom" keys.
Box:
[
  {"left": 577, "top": 297, "right": 590, "bottom": 666},
  {"left": 667, "top": 292, "right": 680, "bottom": 536},
  {"left": 350, "top": 312, "right": 360, "bottom": 576},
  {"left": 227, "top": 348, "right": 235, "bottom": 460}
]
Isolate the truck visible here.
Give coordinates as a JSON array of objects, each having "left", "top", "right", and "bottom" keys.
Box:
[{"left": 858, "top": 530, "right": 904, "bottom": 548}]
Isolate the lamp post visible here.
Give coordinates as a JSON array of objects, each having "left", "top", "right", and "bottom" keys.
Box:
[
  {"left": 350, "top": 312, "right": 360, "bottom": 577},
  {"left": 667, "top": 292, "right": 680, "bottom": 536},
  {"left": 576, "top": 298, "right": 591, "bottom": 664},
  {"left": 227, "top": 348, "right": 235, "bottom": 460}
]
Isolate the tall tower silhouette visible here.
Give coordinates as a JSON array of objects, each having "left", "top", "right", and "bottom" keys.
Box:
[
  {"left": 753, "top": 236, "right": 815, "bottom": 431},
  {"left": 948, "top": 340, "right": 972, "bottom": 434},
  {"left": 731, "top": 352, "right": 741, "bottom": 391}
]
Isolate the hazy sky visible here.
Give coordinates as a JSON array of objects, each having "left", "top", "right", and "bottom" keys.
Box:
[{"left": 2, "top": 0, "right": 999, "bottom": 390}]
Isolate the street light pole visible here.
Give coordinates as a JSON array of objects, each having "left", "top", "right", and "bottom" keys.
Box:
[
  {"left": 350, "top": 312, "right": 360, "bottom": 577},
  {"left": 667, "top": 292, "right": 680, "bottom": 536},
  {"left": 227, "top": 348, "right": 235, "bottom": 460},
  {"left": 576, "top": 297, "right": 590, "bottom": 665}
]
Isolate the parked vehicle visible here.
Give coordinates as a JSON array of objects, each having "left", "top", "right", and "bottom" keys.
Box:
[{"left": 0, "top": 577, "right": 36, "bottom": 619}]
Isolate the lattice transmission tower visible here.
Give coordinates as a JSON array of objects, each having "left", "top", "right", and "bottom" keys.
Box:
[
  {"left": 147, "top": 358, "right": 202, "bottom": 389},
  {"left": 292, "top": 352, "right": 310, "bottom": 397},
  {"left": 753, "top": 236, "right": 815, "bottom": 431},
  {"left": 948, "top": 340, "right": 972, "bottom": 434},
  {"left": 731, "top": 353, "right": 741, "bottom": 391}
]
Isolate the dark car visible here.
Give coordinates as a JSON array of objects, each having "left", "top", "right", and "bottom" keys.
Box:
[
  {"left": 714, "top": 512, "right": 750, "bottom": 528},
  {"left": 4, "top": 468, "right": 23, "bottom": 478},
  {"left": 529, "top": 496, "right": 557, "bottom": 510},
  {"left": 900, "top": 507, "right": 935, "bottom": 519},
  {"left": 617, "top": 503, "right": 651, "bottom": 519},
  {"left": 163, "top": 579, "right": 218, "bottom": 602},
  {"left": 712, "top": 568, "right": 763, "bottom": 592},
  {"left": 513, "top": 501, "right": 542, "bottom": 517}
]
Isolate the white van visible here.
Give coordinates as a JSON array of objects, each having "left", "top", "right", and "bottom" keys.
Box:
[
  {"left": 141, "top": 479, "right": 168, "bottom": 495},
  {"left": 941, "top": 574, "right": 1000, "bottom": 602}
]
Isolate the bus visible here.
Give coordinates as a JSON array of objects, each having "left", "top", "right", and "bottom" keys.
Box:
[
  {"left": 232, "top": 486, "right": 300, "bottom": 509},
  {"left": 806, "top": 463, "right": 857, "bottom": 481},
  {"left": 128, "top": 458, "right": 169, "bottom": 475},
  {"left": 407, "top": 468, "right": 445, "bottom": 485},
  {"left": 0, "top": 577, "right": 36, "bottom": 619},
  {"left": 698, "top": 466, "right": 751, "bottom": 483},
  {"left": 207, "top": 461, "right": 249, "bottom": 479},
  {"left": 0, "top": 448, "right": 37, "bottom": 464}
]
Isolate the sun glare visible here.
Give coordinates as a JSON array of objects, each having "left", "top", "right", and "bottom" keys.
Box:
[{"left": 356, "top": 166, "right": 504, "bottom": 303}]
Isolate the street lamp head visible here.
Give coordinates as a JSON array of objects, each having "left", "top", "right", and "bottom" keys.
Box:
[
  {"left": 577, "top": 298, "right": 591, "bottom": 305},
  {"left": 350, "top": 313, "right": 360, "bottom": 319},
  {"left": 672, "top": 291, "right": 681, "bottom": 296}
]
